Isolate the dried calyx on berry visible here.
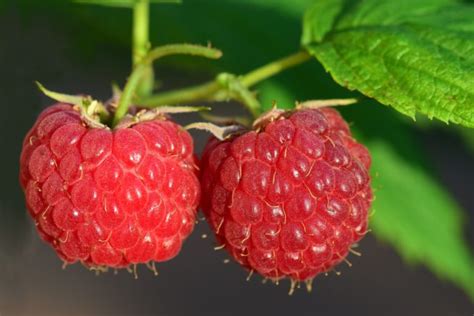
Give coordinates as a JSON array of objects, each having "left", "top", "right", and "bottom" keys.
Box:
[{"left": 199, "top": 104, "right": 373, "bottom": 293}]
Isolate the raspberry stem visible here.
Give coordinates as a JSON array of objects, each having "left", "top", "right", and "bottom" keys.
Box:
[
  {"left": 240, "top": 51, "right": 311, "bottom": 87},
  {"left": 137, "top": 51, "right": 311, "bottom": 116},
  {"left": 136, "top": 81, "right": 221, "bottom": 107},
  {"left": 113, "top": 44, "right": 222, "bottom": 127},
  {"left": 133, "top": 0, "right": 150, "bottom": 66},
  {"left": 216, "top": 73, "right": 261, "bottom": 118},
  {"left": 133, "top": 0, "right": 154, "bottom": 98}
]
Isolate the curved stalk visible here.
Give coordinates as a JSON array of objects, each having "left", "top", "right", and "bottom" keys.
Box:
[
  {"left": 113, "top": 44, "right": 222, "bottom": 126},
  {"left": 138, "top": 81, "right": 221, "bottom": 107},
  {"left": 137, "top": 50, "right": 311, "bottom": 117},
  {"left": 240, "top": 51, "right": 310, "bottom": 87}
]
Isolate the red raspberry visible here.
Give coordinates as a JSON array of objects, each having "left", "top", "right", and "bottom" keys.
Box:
[
  {"left": 200, "top": 107, "right": 372, "bottom": 284},
  {"left": 19, "top": 103, "right": 200, "bottom": 269}
]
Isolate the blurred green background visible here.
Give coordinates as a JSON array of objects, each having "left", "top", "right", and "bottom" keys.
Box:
[{"left": 0, "top": 0, "right": 473, "bottom": 315}]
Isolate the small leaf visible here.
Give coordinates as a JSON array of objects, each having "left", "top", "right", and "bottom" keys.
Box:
[
  {"left": 302, "top": 0, "right": 474, "bottom": 127},
  {"left": 36, "top": 82, "right": 111, "bottom": 125},
  {"left": 35, "top": 81, "right": 85, "bottom": 105},
  {"left": 199, "top": 112, "right": 251, "bottom": 127},
  {"left": 296, "top": 98, "right": 357, "bottom": 109},
  {"left": 142, "top": 105, "right": 211, "bottom": 114},
  {"left": 73, "top": 0, "right": 181, "bottom": 8},
  {"left": 184, "top": 122, "right": 244, "bottom": 140},
  {"left": 368, "top": 140, "right": 474, "bottom": 299}
]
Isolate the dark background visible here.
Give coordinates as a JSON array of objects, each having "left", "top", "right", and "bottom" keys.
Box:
[{"left": 0, "top": 2, "right": 473, "bottom": 316}]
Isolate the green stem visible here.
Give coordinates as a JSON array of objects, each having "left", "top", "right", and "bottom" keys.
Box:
[
  {"left": 240, "top": 51, "right": 311, "bottom": 87},
  {"left": 133, "top": 0, "right": 149, "bottom": 66},
  {"left": 133, "top": 0, "right": 154, "bottom": 97},
  {"left": 138, "top": 81, "right": 221, "bottom": 106},
  {"left": 143, "top": 44, "right": 222, "bottom": 63},
  {"left": 216, "top": 73, "right": 261, "bottom": 117},
  {"left": 234, "top": 86, "right": 260, "bottom": 118},
  {"left": 137, "top": 50, "right": 311, "bottom": 113},
  {"left": 113, "top": 44, "right": 222, "bottom": 126}
]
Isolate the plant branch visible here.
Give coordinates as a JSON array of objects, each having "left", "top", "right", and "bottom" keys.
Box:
[
  {"left": 143, "top": 44, "right": 222, "bottom": 63},
  {"left": 113, "top": 44, "right": 222, "bottom": 126},
  {"left": 240, "top": 51, "right": 311, "bottom": 87},
  {"left": 137, "top": 50, "right": 311, "bottom": 114},
  {"left": 133, "top": 0, "right": 149, "bottom": 66},
  {"left": 133, "top": 0, "right": 154, "bottom": 97},
  {"left": 138, "top": 81, "right": 221, "bottom": 106},
  {"left": 216, "top": 73, "right": 261, "bottom": 117}
]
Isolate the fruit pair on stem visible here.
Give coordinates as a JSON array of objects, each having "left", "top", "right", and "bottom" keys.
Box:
[{"left": 19, "top": 1, "right": 372, "bottom": 292}]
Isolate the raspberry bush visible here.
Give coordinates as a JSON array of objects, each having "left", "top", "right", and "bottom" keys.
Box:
[{"left": 16, "top": 0, "right": 474, "bottom": 298}]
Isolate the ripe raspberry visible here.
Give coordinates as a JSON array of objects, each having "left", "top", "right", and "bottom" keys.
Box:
[
  {"left": 19, "top": 103, "right": 200, "bottom": 269},
  {"left": 200, "top": 107, "right": 372, "bottom": 284}
]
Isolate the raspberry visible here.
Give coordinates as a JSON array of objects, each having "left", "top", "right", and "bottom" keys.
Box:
[
  {"left": 200, "top": 107, "right": 372, "bottom": 284},
  {"left": 19, "top": 103, "right": 200, "bottom": 269}
]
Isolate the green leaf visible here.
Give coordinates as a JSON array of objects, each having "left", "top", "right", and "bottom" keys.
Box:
[
  {"left": 302, "top": 0, "right": 474, "bottom": 128},
  {"left": 301, "top": 0, "right": 347, "bottom": 43},
  {"left": 342, "top": 101, "right": 474, "bottom": 299},
  {"left": 368, "top": 140, "right": 474, "bottom": 299},
  {"left": 74, "top": 0, "right": 181, "bottom": 8}
]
